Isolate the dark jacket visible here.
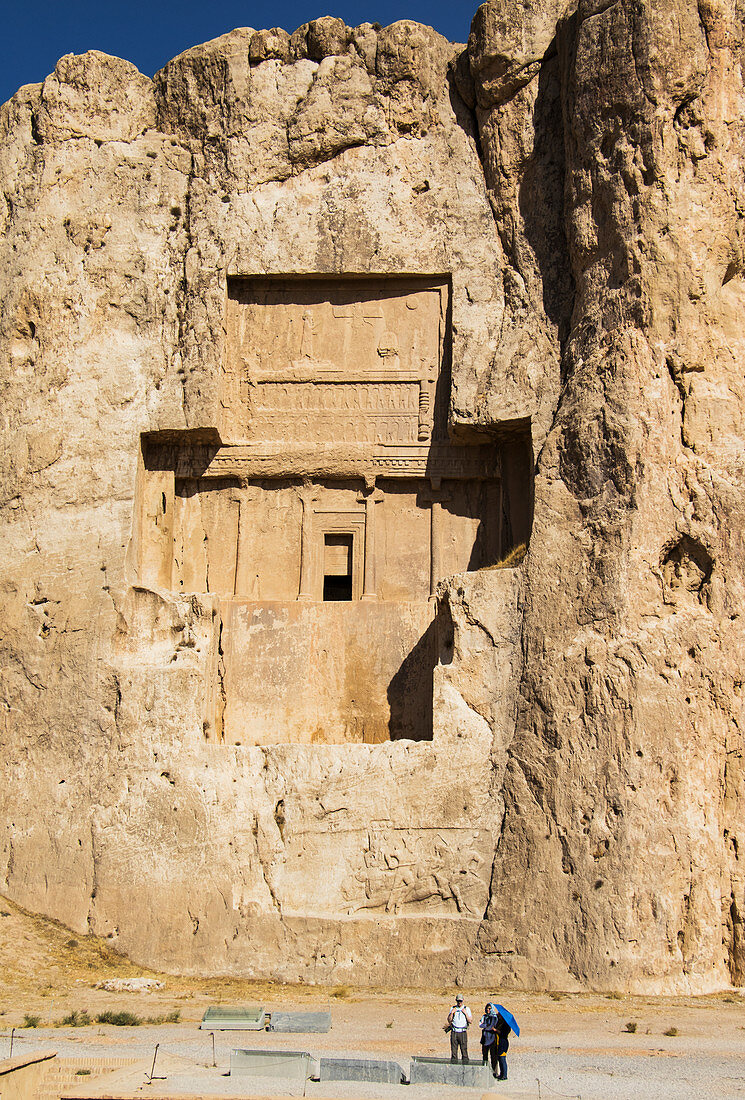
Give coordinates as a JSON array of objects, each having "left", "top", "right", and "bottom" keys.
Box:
[
  {"left": 479, "top": 1012, "right": 499, "bottom": 1047},
  {"left": 495, "top": 1016, "right": 511, "bottom": 1056}
]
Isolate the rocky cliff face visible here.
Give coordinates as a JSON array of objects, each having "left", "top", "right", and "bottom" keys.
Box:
[
  {"left": 0, "top": 3, "right": 742, "bottom": 991},
  {"left": 467, "top": 0, "right": 745, "bottom": 991}
]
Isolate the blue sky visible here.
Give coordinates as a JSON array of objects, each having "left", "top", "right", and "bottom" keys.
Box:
[{"left": 2, "top": 1, "right": 475, "bottom": 108}]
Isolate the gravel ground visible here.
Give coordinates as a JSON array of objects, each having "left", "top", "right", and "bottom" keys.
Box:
[{"left": 4, "top": 998, "right": 745, "bottom": 1100}]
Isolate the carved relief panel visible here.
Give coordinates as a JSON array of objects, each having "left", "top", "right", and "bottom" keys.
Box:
[
  {"left": 275, "top": 826, "right": 493, "bottom": 918},
  {"left": 222, "top": 277, "right": 447, "bottom": 445}
]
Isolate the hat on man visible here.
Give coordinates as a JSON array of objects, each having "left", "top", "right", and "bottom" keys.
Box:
[{"left": 455, "top": 994, "right": 464, "bottom": 1002}]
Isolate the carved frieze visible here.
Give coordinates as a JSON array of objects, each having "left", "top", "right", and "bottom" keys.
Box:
[
  {"left": 148, "top": 442, "right": 501, "bottom": 483},
  {"left": 277, "top": 826, "right": 492, "bottom": 919},
  {"left": 223, "top": 277, "right": 447, "bottom": 446}
]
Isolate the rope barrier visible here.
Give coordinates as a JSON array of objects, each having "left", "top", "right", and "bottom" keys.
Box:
[{"left": 537, "top": 1078, "right": 582, "bottom": 1099}]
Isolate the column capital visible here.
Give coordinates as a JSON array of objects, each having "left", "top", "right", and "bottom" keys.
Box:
[
  {"left": 357, "top": 489, "right": 385, "bottom": 506},
  {"left": 296, "top": 483, "right": 319, "bottom": 508}
]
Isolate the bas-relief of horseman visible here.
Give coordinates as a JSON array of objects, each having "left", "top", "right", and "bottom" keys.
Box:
[{"left": 344, "top": 833, "right": 486, "bottom": 917}]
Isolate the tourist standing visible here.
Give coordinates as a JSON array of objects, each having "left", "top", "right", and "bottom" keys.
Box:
[
  {"left": 479, "top": 1002, "right": 499, "bottom": 1072},
  {"left": 447, "top": 993, "right": 472, "bottom": 1062},
  {"left": 494, "top": 1009, "right": 511, "bottom": 1081}
]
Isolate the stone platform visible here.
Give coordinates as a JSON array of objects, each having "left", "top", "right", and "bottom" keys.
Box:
[
  {"left": 268, "top": 1010, "right": 332, "bottom": 1033},
  {"left": 318, "top": 1056, "right": 405, "bottom": 1083},
  {"left": 200, "top": 1006, "right": 266, "bottom": 1030},
  {"left": 409, "top": 1055, "right": 492, "bottom": 1087},
  {"left": 230, "top": 1048, "right": 313, "bottom": 1080}
]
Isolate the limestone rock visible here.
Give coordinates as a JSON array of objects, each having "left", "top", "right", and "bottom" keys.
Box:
[
  {"left": 287, "top": 55, "right": 387, "bottom": 165},
  {"left": 306, "top": 16, "right": 351, "bottom": 61},
  {"left": 249, "top": 28, "right": 291, "bottom": 65},
  {"left": 468, "top": 0, "right": 575, "bottom": 106},
  {"left": 473, "top": 0, "right": 745, "bottom": 990},
  {"left": 35, "top": 50, "right": 156, "bottom": 142},
  {"left": 0, "top": 1, "right": 743, "bottom": 995},
  {"left": 96, "top": 977, "right": 164, "bottom": 992}
]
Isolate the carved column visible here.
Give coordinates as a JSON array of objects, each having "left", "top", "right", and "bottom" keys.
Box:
[
  {"left": 139, "top": 468, "right": 174, "bottom": 591},
  {"left": 232, "top": 492, "right": 243, "bottom": 596},
  {"left": 417, "top": 365, "right": 437, "bottom": 441},
  {"left": 297, "top": 486, "right": 317, "bottom": 600},
  {"left": 427, "top": 478, "right": 451, "bottom": 600},
  {"left": 233, "top": 484, "right": 257, "bottom": 597},
  {"left": 358, "top": 483, "right": 384, "bottom": 601},
  {"left": 430, "top": 501, "right": 442, "bottom": 599},
  {"left": 496, "top": 478, "right": 504, "bottom": 563}
]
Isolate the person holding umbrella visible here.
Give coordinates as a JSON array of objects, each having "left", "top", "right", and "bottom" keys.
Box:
[{"left": 491, "top": 1002, "right": 520, "bottom": 1082}]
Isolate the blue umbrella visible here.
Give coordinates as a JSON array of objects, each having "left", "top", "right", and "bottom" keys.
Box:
[{"left": 493, "top": 1004, "right": 520, "bottom": 1037}]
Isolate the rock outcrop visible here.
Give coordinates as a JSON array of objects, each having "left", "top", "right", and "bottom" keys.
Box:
[{"left": 0, "top": 2, "right": 742, "bottom": 991}]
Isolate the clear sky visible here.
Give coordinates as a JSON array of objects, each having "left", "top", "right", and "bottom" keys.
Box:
[{"left": 2, "top": 1, "right": 476, "bottom": 108}]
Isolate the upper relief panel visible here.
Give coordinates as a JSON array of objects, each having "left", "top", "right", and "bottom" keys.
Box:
[{"left": 222, "top": 277, "right": 448, "bottom": 447}]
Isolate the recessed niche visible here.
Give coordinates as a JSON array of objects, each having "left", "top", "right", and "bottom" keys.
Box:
[
  {"left": 323, "top": 534, "right": 353, "bottom": 601},
  {"left": 661, "top": 535, "right": 713, "bottom": 605}
]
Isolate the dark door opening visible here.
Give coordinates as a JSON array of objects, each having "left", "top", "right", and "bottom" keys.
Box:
[{"left": 323, "top": 533, "right": 353, "bottom": 601}]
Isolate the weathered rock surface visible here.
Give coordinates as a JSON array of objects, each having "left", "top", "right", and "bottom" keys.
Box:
[
  {"left": 0, "top": 2, "right": 742, "bottom": 991},
  {"left": 471, "top": 0, "right": 745, "bottom": 990}
]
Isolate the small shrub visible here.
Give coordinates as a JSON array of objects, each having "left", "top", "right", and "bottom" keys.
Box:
[
  {"left": 386, "top": 1021, "right": 393, "bottom": 1029},
  {"left": 623, "top": 1021, "right": 637, "bottom": 1033},
  {"left": 145, "top": 1010, "right": 181, "bottom": 1024},
  {"left": 23, "top": 1014, "right": 41, "bottom": 1027},
  {"left": 75, "top": 1070, "right": 91, "bottom": 1076},
  {"left": 664, "top": 1027, "right": 679, "bottom": 1037},
  {"left": 606, "top": 992, "right": 622, "bottom": 1000},
  {"left": 331, "top": 986, "right": 350, "bottom": 1000},
  {"left": 61, "top": 1010, "right": 91, "bottom": 1027},
  {"left": 0, "top": 910, "right": 10, "bottom": 917},
  {"left": 96, "top": 1010, "right": 142, "bottom": 1026},
  {"left": 549, "top": 991, "right": 565, "bottom": 1001}
]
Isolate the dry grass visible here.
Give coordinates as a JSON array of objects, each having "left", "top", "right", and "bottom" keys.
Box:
[
  {"left": 0, "top": 893, "right": 319, "bottom": 1016},
  {"left": 486, "top": 543, "right": 527, "bottom": 569},
  {"left": 61, "top": 1010, "right": 91, "bottom": 1026},
  {"left": 96, "top": 1010, "right": 142, "bottom": 1026},
  {"left": 0, "top": 894, "right": 152, "bottom": 993}
]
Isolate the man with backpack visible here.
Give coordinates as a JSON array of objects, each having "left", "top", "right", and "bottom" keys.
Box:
[{"left": 446, "top": 993, "right": 472, "bottom": 1062}]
